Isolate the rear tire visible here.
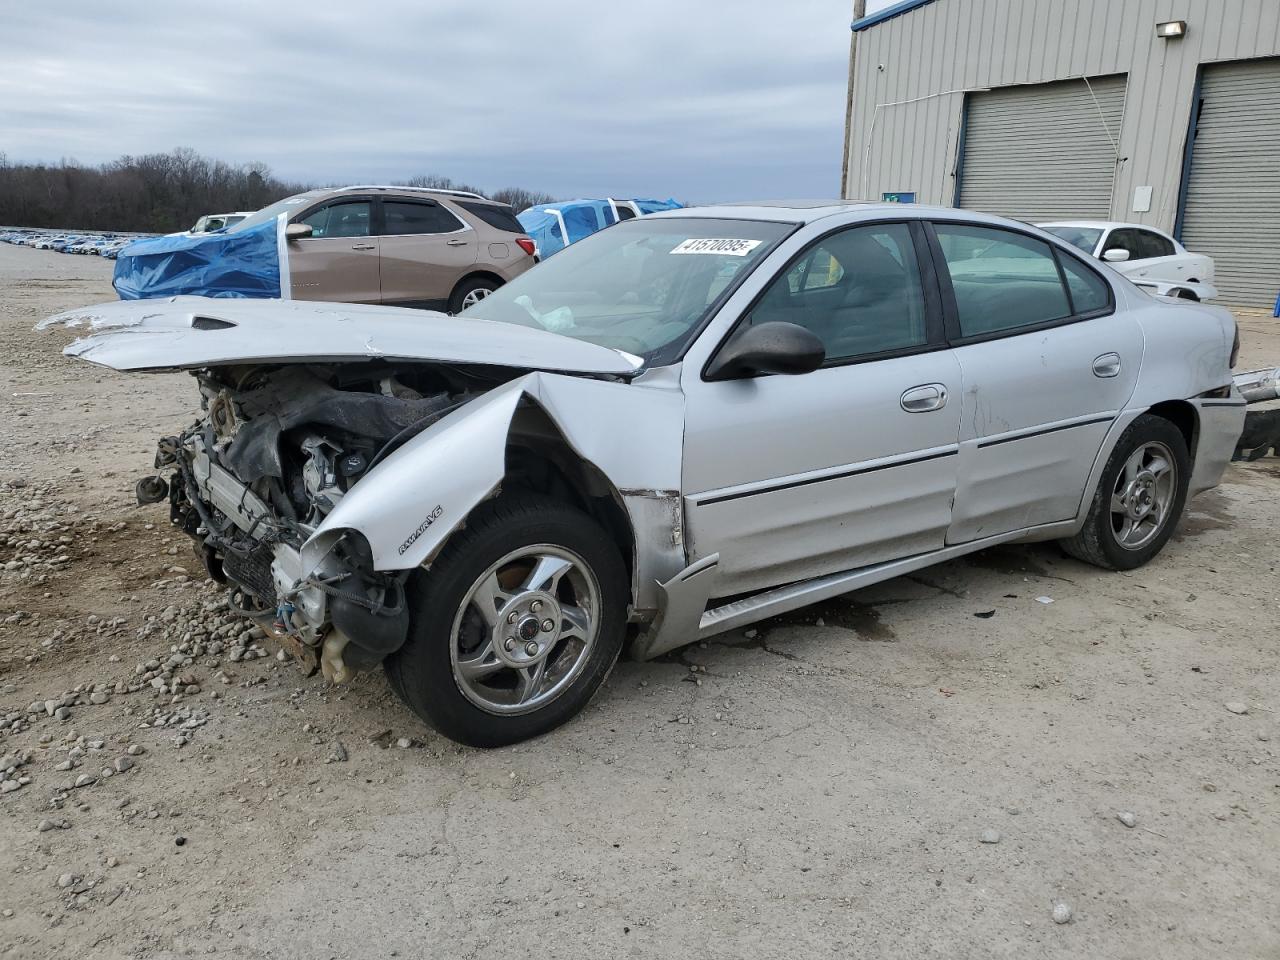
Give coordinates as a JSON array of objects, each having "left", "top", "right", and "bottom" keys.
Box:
[
  {"left": 449, "top": 276, "right": 500, "bottom": 314},
  {"left": 1060, "top": 414, "right": 1191, "bottom": 570},
  {"left": 385, "top": 493, "right": 628, "bottom": 747}
]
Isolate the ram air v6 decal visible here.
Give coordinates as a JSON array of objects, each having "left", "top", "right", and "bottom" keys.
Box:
[{"left": 399, "top": 505, "right": 443, "bottom": 555}]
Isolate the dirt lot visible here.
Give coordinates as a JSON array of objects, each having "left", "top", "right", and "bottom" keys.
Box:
[{"left": 0, "top": 242, "right": 1276, "bottom": 959}]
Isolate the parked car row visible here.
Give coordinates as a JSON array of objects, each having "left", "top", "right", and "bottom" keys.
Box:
[{"left": 0, "top": 228, "right": 149, "bottom": 259}]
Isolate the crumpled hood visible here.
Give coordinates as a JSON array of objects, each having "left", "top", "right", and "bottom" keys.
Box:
[{"left": 38, "top": 296, "right": 643, "bottom": 376}]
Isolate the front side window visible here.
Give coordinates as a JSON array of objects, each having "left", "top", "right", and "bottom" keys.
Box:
[
  {"left": 1103, "top": 229, "right": 1143, "bottom": 261},
  {"left": 382, "top": 201, "right": 463, "bottom": 236},
  {"left": 461, "top": 217, "right": 791, "bottom": 363},
  {"left": 299, "top": 200, "right": 371, "bottom": 238},
  {"left": 934, "top": 223, "right": 1071, "bottom": 337},
  {"left": 751, "top": 223, "right": 927, "bottom": 361}
]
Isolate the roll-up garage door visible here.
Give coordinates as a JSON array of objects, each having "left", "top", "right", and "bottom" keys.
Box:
[
  {"left": 1179, "top": 57, "right": 1280, "bottom": 308},
  {"left": 958, "top": 75, "right": 1127, "bottom": 221}
]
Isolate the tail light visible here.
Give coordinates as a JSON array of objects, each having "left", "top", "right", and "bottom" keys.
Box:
[
  {"left": 514, "top": 236, "right": 536, "bottom": 257},
  {"left": 1230, "top": 322, "right": 1240, "bottom": 368}
]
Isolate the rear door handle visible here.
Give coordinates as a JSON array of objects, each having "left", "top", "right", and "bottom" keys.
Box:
[
  {"left": 446, "top": 239, "right": 469, "bottom": 246},
  {"left": 1093, "top": 352, "right": 1122, "bottom": 378},
  {"left": 901, "top": 383, "right": 947, "bottom": 413},
  {"left": 350, "top": 242, "right": 376, "bottom": 250}
]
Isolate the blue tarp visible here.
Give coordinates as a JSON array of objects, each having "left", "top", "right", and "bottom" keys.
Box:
[
  {"left": 517, "top": 198, "right": 682, "bottom": 258},
  {"left": 113, "top": 219, "right": 281, "bottom": 300}
]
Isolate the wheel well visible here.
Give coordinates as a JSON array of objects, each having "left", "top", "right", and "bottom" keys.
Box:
[
  {"left": 451, "top": 271, "right": 505, "bottom": 300},
  {"left": 501, "top": 409, "right": 636, "bottom": 587},
  {"left": 1146, "top": 400, "right": 1198, "bottom": 462}
]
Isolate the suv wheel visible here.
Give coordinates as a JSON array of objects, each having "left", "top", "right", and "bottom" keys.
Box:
[{"left": 450, "top": 277, "right": 499, "bottom": 314}]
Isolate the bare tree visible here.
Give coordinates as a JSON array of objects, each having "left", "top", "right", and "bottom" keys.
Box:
[{"left": 0, "top": 150, "right": 556, "bottom": 231}]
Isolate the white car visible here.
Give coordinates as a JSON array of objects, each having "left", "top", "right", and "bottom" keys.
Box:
[
  {"left": 44, "top": 203, "right": 1246, "bottom": 747},
  {"left": 1040, "top": 221, "right": 1216, "bottom": 300}
]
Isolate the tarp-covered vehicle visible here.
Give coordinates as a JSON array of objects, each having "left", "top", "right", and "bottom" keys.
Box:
[
  {"left": 518, "top": 197, "right": 681, "bottom": 258},
  {"left": 45, "top": 202, "right": 1245, "bottom": 748}
]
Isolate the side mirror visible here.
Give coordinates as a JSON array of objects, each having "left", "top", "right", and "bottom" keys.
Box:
[
  {"left": 285, "top": 223, "right": 314, "bottom": 241},
  {"left": 705, "top": 321, "right": 826, "bottom": 381},
  {"left": 1102, "top": 247, "right": 1130, "bottom": 262}
]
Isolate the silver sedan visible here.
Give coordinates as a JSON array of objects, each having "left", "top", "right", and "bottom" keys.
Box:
[{"left": 46, "top": 201, "right": 1246, "bottom": 746}]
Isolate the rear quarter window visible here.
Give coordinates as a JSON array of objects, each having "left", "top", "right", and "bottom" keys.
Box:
[{"left": 456, "top": 201, "right": 525, "bottom": 235}]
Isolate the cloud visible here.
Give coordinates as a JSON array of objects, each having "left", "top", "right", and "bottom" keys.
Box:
[{"left": 0, "top": 1, "right": 853, "bottom": 202}]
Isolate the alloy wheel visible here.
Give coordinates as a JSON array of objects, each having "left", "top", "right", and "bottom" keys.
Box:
[
  {"left": 449, "top": 545, "right": 600, "bottom": 715},
  {"left": 1109, "top": 441, "right": 1177, "bottom": 550}
]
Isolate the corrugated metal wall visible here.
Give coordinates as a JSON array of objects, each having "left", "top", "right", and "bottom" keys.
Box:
[
  {"left": 958, "top": 75, "right": 1127, "bottom": 220},
  {"left": 844, "top": 0, "right": 1280, "bottom": 234},
  {"left": 1180, "top": 57, "right": 1280, "bottom": 305}
]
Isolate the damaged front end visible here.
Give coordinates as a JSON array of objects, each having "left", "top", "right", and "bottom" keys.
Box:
[{"left": 146, "top": 362, "right": 482, "bottom": 680}]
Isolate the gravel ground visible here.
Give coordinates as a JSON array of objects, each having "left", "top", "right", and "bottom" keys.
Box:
[{"left": 0, "top": 243, "right": 1277, "bottom": 959}]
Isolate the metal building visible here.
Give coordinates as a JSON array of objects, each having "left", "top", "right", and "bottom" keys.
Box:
[{"left": 841, "top": 0, "right": 1280, "bottom": 307}]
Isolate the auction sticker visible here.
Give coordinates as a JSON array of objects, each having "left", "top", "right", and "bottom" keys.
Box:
[{"left": 670, "top": 238, "right": 763, "bottom": 256}]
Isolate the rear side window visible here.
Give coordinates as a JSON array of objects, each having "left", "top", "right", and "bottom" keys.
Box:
[
  {"left": 456, "top": 201, "right": 524, "bottom": 234},
  {"left": 934, "top": 223, "right": 1071, "bottom": 337},
  {"left": 1059, "top": 254, "right": 1111, "bottom": 314},
  {"left": 615, "top": 205, "right": 637, "bottom": 221},
  {"left": 1136, "top": 230, "right": 1175, "bottom": 259},
  {"left": 382, "top": 201, "right": 463, "bottom": 235}
]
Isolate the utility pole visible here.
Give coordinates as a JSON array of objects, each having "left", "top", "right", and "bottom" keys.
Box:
[{"left": 840, "top": 0, "right": 867, "bottom": 198}]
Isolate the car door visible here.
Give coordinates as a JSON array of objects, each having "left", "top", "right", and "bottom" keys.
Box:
[
  {"left": 928, "top": 221, "right": 1144, "bottom": 543},
  {"left": 681, "top": 220, "right": 963, "bottom": 597},
  {"left": 1131, "top": 228, "right": 1184, "bottom": 282},
  {"left": 376, "top": 198, "right": 479, "bottom": 309},
  {"left": 288, "top": 197, "right": 380, "bottom": 303},
  {"left": 1100, "top": 227, "right": 1159, "bottom": 281}
]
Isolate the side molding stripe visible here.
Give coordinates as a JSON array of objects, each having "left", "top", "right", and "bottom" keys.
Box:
[{"left": 694, "top": 448, "right": 958, "bottom": 507}]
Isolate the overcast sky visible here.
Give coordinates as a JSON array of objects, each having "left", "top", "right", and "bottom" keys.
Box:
[{"left": 0, "top": 2, "right": 887, "bottom": 203}]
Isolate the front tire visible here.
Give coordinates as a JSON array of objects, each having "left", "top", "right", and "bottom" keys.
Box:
[
  {"left": 1060, "top": 414, "right": 1191, "bottom": 570},
  {"left": 386, "top": 494, "right": 628, "bottom": 747}
]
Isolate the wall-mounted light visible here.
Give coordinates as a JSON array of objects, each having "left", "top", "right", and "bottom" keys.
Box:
[{"left": 1156, "top": 20, "right": 1188, "bottom": 39}]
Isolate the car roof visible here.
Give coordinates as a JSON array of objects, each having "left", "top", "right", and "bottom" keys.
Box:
[
  {"left": 646, "top": 200, "right": 1031, "bottom": 227},
  {"left": 1039, "top": 220, "right": 1171, "bottom": 234},
  {"left": 309, "top": 185, "right": 505, "bottom": 206}
]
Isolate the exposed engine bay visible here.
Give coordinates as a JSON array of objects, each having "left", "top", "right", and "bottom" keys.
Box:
[{"left": 144, "top": 360, "right": 514, "bottom": 681}]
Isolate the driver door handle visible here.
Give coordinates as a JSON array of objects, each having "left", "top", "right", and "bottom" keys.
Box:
[
  {"left": 901, "top": 384, "right": 947, "bottom": 413},
  {"left": 350, "top": 242, "right": 376, "bottom": 250}
]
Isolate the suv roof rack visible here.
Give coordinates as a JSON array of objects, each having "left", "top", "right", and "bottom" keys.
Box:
[{"left": 340, "top": 185, "right": 491, "bottom": 201}]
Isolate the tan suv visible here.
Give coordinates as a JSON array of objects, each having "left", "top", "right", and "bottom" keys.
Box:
[{"left": 252, "top": 186, "right": 536, "bottom": 312}]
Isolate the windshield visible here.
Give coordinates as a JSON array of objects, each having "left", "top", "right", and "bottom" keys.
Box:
[
  {"left": 228, "top": 193, "right": 319, "bottom": 234},
  {"left": 1041, "top": 225, "right": 1103, "bottom": 254},
  {"left": 462, "top": 217, "right": 792, "bottom": 364}
]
